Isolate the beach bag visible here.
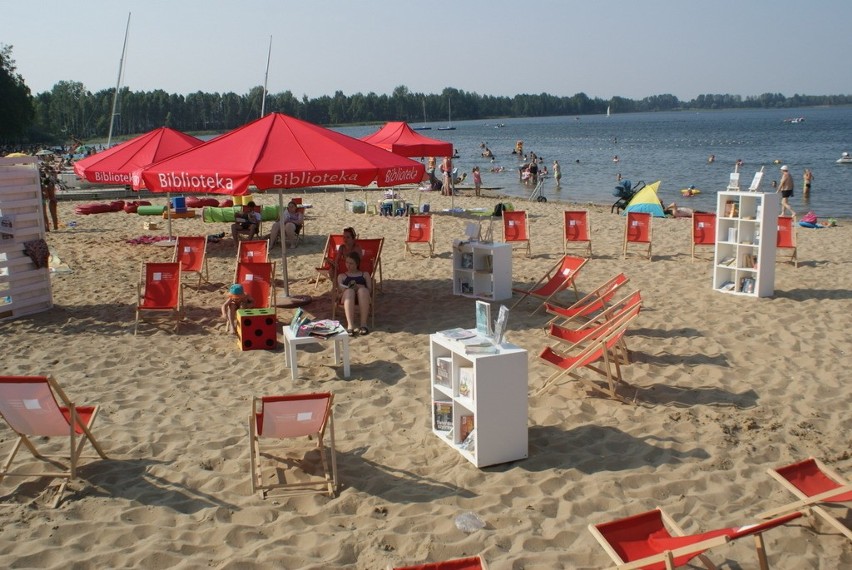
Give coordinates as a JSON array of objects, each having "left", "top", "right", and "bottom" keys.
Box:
[
  {"left": 801, "top": 211, "right": 818, "bottom": 224},
  {"left": 492, "top": 203, "right": 505, "bottom": 217}
]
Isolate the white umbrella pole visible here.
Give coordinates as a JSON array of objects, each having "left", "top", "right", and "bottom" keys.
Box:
[{"left": 167, "top": 192, "right": 173, "bottom": 239}]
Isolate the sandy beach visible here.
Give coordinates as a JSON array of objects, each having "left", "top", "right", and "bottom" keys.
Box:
[{"left": 1, "top": 188, "right": 850, "bottom": 569}]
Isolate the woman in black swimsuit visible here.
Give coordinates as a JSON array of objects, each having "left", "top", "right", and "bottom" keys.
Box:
[{"left": 337, "top": 251, "right": 372, "bottom": 336}]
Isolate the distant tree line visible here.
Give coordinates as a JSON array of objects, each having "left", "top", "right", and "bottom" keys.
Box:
[{"left": 2, "top": 45, "right": 851, "bottom": 144}]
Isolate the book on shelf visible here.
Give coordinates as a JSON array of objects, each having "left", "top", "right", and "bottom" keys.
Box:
[
  {"left": 459, "top": 415, "right": 474, "bottom": 443},
  {"left": 741, "top": 277, "right": 755, "bottom": 294},
  {"left": 460, "top": 252, "right": 474, "bottom": 269},
  {"left": 719, "top": 256, "right": 736, "bottom": 266},
  {"left": 438, "top": 327, "right": 477, "bottom": 340},
  {"left": 458, "top": 367, "right": 474, "bottom": 399},
  {"left": 435, "top": 357, "right": 452, "bottom": 388},
  {"left": 719, "top": 281, "right": 735, "bottom": 291},
  {"left": 482, "top": 255, "right": 493, "bottom": 271},
  {"left": 458, "top": 428, "right": 476, "bottom": 452},
  {"left": 433, "top": 401, "right": 453, "bottom": 431}
]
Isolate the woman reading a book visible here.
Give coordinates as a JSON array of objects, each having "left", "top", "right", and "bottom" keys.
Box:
[{"left": 337, "top": 251, "right": 371, "bottom": 336}]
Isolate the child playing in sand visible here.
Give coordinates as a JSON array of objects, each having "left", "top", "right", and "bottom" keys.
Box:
[{"left": 221, "top": 283, "right": 253, "bottom": 334}]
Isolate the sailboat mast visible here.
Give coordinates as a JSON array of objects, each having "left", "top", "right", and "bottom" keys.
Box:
[
  {"left": 107, "top": 12, "right": 131, "bottom": 148},
  {"left": 260, "top": 35, "right": 272, "bottom": 117}
]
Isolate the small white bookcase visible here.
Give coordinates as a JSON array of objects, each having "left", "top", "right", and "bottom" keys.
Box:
[
  {"left": 429, "top": 331, "right": 528, "bottom": 468},
  {"left": 452, "top": 240, "right": 512, "bottom": 301},
  {"left": 713, "top": 191, "right": 780, "bottom": 297}
]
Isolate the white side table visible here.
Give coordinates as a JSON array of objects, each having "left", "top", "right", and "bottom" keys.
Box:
[{"left": 282, "top": 326, "right": 350, "bottom": 380}]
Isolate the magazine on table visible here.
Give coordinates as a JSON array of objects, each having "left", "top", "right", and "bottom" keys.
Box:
[
  {"left": 306, "top": 319, "right": 346, "bottom": 337},
  {"left": 438, "top": 327, "right": 478, "bottom": 341},
  {"left": 290, "top": 308, "right": 310, "bottom": 336},
  {"left": 492, "top": 305, "right": 509, "bottom": 345},
  {"left": 475, "top": 300, "right": 492, "bottom": 337}
]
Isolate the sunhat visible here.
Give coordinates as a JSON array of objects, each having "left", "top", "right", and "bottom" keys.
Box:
[
  {"left": 780, "top": 165, "right": 789, "bottom": 171},
  {"left": 229, "top": 284, "right": 244, "bottom": 295}
]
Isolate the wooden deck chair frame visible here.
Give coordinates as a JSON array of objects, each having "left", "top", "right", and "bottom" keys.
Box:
[
  {"left": 544, "top": 273, "right": 630, "bottom": 329},
  {"left": 535, "top": 305, "right": 640, "bottom": 401},
  {"left": 510, "top": 255, "right": 587, "bottom": 313},
  {"left": 502, "top": 210, "right": 531, "bottom": 257},
  {"left": 405, "top": 214, "right": 435, "bottom": 257},
  {"left": 388, "top": 554, "right": 489, "bottom": 570},
  {"left": 776, "top": 216, "right": 798, "bottom": 267},
  {"left": 0, "top": 375, "right": 109, "bottom": 508},
  {"left": 546, "top": 290, "right": 642, "bottom": 358},
  {"left": 623, "top": 211, "right": 653, "bottom": 260},
  {"left": 134, "top": 261, "right": 184, "bottom": 335},
  {"left": 563, "top": 210, "right": 592, "bottom": 257},
  {"left": 758, "top": 457, "right": 852, "bottom": 540},
  {"left": 173, "top": 236, "right": 209, "bottom": 288},
  {"left": 691, "top": 212, "right": 717, "bottom": 261},
  {"left": 234, "top": 205, "right": 262, "bottom": 242},
  {"left": 249, "top": 392, "right": 337, "bottom": 498},
  {"left": 588, "top": 506, "right": 802, "bottom": 570},
  {"left": 314, "top": 234, "right": 345, "bottom": 289},
  {"left": 359, "top": 237, "right": 385, "bottom": 293},
  {"left": 235, "top": 261, "right": 277, "bottom": 310}
]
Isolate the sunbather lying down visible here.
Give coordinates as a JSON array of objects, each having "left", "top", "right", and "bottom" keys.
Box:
[{"left": 663, "top": 202, "right": 693, "bottom": 218}]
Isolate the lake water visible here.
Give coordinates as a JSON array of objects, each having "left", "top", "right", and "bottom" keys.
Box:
[{"left": 338, "top": 107, "right": 852, "bottom": 218}]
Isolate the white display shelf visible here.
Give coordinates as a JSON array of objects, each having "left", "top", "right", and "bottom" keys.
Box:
[{"left": 452, "top": 240, "right": 512, "bottom": 301}]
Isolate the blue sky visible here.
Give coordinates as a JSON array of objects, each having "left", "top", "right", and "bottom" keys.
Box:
[{"left": 2, "top": 0, "right": 849, "bottom": 100}]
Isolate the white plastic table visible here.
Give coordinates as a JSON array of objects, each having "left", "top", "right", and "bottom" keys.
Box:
[{"left": 281, "top": 326, "right": 350, "bottom": 380}]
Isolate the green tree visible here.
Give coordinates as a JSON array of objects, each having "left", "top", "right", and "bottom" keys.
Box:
[{"left": 0, "top": 44, "right": 35, "bottom": 140}]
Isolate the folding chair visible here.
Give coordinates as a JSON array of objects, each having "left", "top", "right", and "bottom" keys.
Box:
[
  {"left": 511, "top": 255, "right": 587, "bottom": 313},
  {"left": 563, "top": 210, "right": 592, "bottom": 257},
  {"left": 535, "top": 304, "right": 640, "bottom": 400},
  {"left": 691, "top": 212, "right": 716, "bottom": 261},
  {"left": 331, "top": 243, "right": 380, "bottom": 329},
  {"left": 235, "top": 261, "right": 276, "bottom": 310},
  {"left": 389, "top": 555, "right": 488, "bottom": 570},
  {"left": 173, "top": 236, "right": 208, "bottom": 288},
  {"left": 237, "top": 239, "right": 269, "bottom": 263},
  {"left": 502, "top": 210, "right": 531, "bottom": 257},
  {"left": 623, "top": 211, "right": 653, "bottom": 260},
  {"left": 134, "top": 261, "right": 183, "bottom": 335},
  {"left": 546, "top": 290, "right": 642, "bottom": 355},
  {"left": 0, "top": 375, "right": 109, "bottom": 508},
  {"left": 405, "top": 214, "right": 435, "bottom": 257},
  {"left": 544, "top": 273, "right": 630, "bottom": 329},
  {"left": 313, "top": 234, "right": 345, "bottom": 289},
  {"left": 233, "top": 204, "right": 262, "bottom": 241},
  {"left": 758, "top": 457, "right": 851, "bottom": 540},
  {"left": 589, "top": 507, "right": 802, "bottom": 570},
  {"left": 249, "top": 392, "right": 337, "bottom": 498},
  {"left": 357, "top": 237, "right": 385, "bottom": 293},
  {"left": 776, "top": 216, "right": 798, "bottom": 267}
]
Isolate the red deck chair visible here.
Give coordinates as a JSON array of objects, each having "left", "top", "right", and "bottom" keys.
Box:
[
  {"left": 691, "top": 212, "right": 716, "bottom": 261},
  {"left": 589, "top": 507, "right": 802, "bottom": 570},
  {"left": 173, "top": 236, "right": 208, "bottom": 288},
  {"left": 563, "top": 210, "right": 592, "bottom": 257},
  {"left": 331, "top": 238, "right": 383, "bottom": 328},
  {"left": 511, "top": 254, "right": 587, "bottom": 313},
  {"left": 759, "top": 457, "right": 851, "bottom": 540},
  {"left": 134, "top": 261, "right": 183, "bottom": 335},
  {"left": 502, "top": 210, "right": 531, "bottom": 256},
  {"left": 623, "top": 211, "right": 653, "bottom": 260},
  {"left": 0, "top": 375, "right": 109, "bottom": 508},
  {"left": 235, "top": 261, "right": 276, "bottom": 310},
  {"left": 546, "top": 290, "right": 642, "bottom": 354},
  {"left": 313, "top": 234, "right": 345, "bottom": 289},
  {"left": 249, "top": 392, "right": 337, "bottom": 498},
  {"left": 544, "top": 273, "right": 629, "bottom": 328},
  {"left": 776, "top": 216, "right": 798, "bottom": 267},
  {"left": 237, "top": 239, "right": 269, "bottom": 263},
  {"left": 535, "top": 304, "right": 640, "bottom": 400},
  {"left": 389, "top": 555, "right": 488, "bottom": 570},
  {"left": 405, "top": 214, "right": 435, "bottom": 257}
]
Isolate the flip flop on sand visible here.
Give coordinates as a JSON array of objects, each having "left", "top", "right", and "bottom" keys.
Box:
[{"left": 358, "top": 326, "right": 369, "bottom": 336}]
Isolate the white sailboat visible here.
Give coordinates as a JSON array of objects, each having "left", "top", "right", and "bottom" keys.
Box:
[
  {"left": 438, "top": 98, "right": 456, "bottom": 131},
  {"left": 107, "top": 12, "right": 131, "bottom": 148},
  {"left": 413, "top": 100, "right": 431, "bottom": 130},
  {"left": 606, "top": 105, "right": 611, "bottom": 118}
]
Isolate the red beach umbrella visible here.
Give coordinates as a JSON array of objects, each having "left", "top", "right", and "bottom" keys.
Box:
[{"left": 361, "top": 121, "right": 453, "bottom": 158}]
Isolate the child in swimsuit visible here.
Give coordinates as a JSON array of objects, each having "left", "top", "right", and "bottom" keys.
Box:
[{"left": 221, "top": 283, "right": 253, "bottom": 334}]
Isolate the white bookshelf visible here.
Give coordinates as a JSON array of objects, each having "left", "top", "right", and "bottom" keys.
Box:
[
  {"left": 713, "top": 191, "right": 780, "bottom": 297},
  {"left": 429, "top": 332, "right": 528, "bottom": 468},
  {"left": 452, "top": 241, "right": 512, "bottom": 301}
]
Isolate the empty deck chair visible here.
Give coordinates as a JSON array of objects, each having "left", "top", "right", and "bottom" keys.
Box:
[
  {"left": 0, "top": 375, "right": 109, "bottom": 507},
  {"left": 546, "top": 290, "right": 642, "bottom": 354},
  {"left": 691, "top": 212, "right": 716, "bottom": 261},
  {"left": 235, "top": 261, "right": 276, "bottom": 309},
  {"left": 623, "top": 211, "right": 653, "bottom": 260},
  {"left": 134, "top": 261, "right": 183, "bottom": 335},
  {"left": 313, "top": 234, "right": 345, "bottom": 289},
  {"left": 173, "top": 236, "right": 208, "bottom": 288},
  {"left": 776, "top": 216, "right": 798, "bottom": 267},
  {"left": 544, "top": 273, "right": 630, "bottom": 329},
  {"left": 589, "top": 507, "right": 802, "bottom": 570},
  {"left": 511, "top": 255, "right": 587, "bottom": 313},
  {"left": 237, "top": 239, "right": 269, "bottom": 263},
  {"left": 563, "top": 210, "right": 592, "bottom": 257},
  {"left": 249, "top": 392, "right": 337, "bottom": 498},
  {"left": 405, "top": 214, "right": 435, "bottom": 257},
  {"left": 389, "top": 555, "right": 489, "bottom": 570},
  {"left": 502, "top": 210, "right": 531, "bottom": 257},
  {"left": 758, "top": 457, "right": 851, "bottom": 540}
]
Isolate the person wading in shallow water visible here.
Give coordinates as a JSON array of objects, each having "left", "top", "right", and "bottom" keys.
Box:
[{"left": 778, "top": 165, "right": 796, "bottom": 217}]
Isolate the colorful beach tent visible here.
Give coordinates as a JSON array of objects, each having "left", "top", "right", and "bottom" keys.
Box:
[
  {"left": 134, "top": 113, "right": 425, "bottom": 195},
  {"left": 623, "top": 181, "right": 665, "bottom": 217},
  {"left": 74, "top": 127, "right": 203, "bottom": 185},
  {"left": 361, "top": 121, "right": 453, "bottom": 157}
]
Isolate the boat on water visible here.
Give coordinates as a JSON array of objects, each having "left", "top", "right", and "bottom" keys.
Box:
[
  {"left": 784, "top": 117, "right": 805, "bottom": 124},
  {"left": 437, "top": 98, "right": 456, "bottom": 131},
  {"left": 413, "top": 100, "right": 431, "bottom": 131},
  {"left": 837, "top": 152, "right": 852, "bottom": 164}
]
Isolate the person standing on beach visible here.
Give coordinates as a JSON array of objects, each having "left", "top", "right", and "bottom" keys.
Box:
[
  {"left": 441, "top": 156, "right": 453, "bottom": 196},
  {"left": 472, "top": 166, "right": 482, "bottom": 197},
  {"left": 803, "top": 168, "right": 813, "bottom": 198},
  {"left": 39, "top": 167, "right": 60, "bottom": 231},
  {"left": 778, "top": 165, "right": 796, "bottom": 217},
  {"left": 553, "top": 160, "right": 562, "bottom": 187}
]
